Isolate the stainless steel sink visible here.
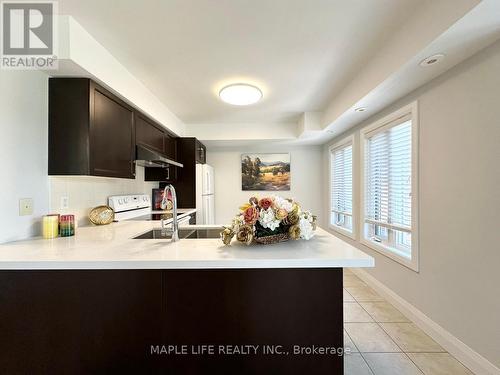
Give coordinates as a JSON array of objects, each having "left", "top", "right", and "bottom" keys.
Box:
[{"left": 133, "top": 227, "right": 222, "bottom": 240}]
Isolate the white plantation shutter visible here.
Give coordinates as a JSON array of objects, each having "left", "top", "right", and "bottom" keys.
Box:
[
  {"left": 364, "top": 118, "right": 412, "bottom": 234},
  {"left": 330, "top": 142, "right": 353, "bottom": 232}
]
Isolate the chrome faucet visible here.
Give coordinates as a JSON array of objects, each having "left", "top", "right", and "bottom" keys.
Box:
[{"left": 160, "top": 184, "right": 179, "bottom": 242}]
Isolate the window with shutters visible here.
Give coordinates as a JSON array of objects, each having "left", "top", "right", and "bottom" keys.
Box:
[
  {"left": 329, "top": 136, "right": 354, "bottom": 238},
  {"left": 360, "top": 103, "right": 419, "bottom": 271}
]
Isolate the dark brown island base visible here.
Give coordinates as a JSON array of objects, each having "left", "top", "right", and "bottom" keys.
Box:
[{"left": 0, "top": 268, "right": 344, "bottom": 374}]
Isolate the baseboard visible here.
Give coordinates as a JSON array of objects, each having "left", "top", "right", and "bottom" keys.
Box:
[{"left": 351, "top": 268, "right": 500, "bottom": 375}]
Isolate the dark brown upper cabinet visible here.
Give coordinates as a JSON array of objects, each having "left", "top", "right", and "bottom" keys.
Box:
[
  {"left": 139, "top": 114, "right": 179, "bottom": 182},
  {"left": 135, "top": 112, "right": 177, "bottom": 161},
  {"left": 49, "top": 78, "right": 136, "bottom": 179},
  {"left": 163, "top": 132, "right": 177, "bottom": 160},
  {"left": 159, "top": 137, "right": 206, "bottom": 208},
  {"left": 135, "top": 112, "right": 164, "bottom": 154},
  {"left": 196, "top": 140, "right": 206, "bottom": 164}
]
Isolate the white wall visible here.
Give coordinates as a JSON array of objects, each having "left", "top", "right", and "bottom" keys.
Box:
[
  {"left": 185, "top": 122, "right": 299, "bottom": 142},
  {"left": 207, "top": 146, "right": 323, "bottom": 225},
  {"left": 0, "top": 70, "right": 49, "bottom": 243},
  {"left": 324, "top": 40, "right": 500, "bottom": 370},
  {"left": 49, "top": 167, "right": 158, "bottom": 226}
]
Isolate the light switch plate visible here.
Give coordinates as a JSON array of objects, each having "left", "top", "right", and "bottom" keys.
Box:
[
  {"left": 19, "top": 198, "right": 34, "bottom": 216},
  {"left": 60, "top": 196, "right": 69, "bottom": 210}
]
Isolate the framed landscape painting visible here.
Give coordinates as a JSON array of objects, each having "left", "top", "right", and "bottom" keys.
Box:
[{"left": 241, "top": 153, "right": 290, "bottom": 191}]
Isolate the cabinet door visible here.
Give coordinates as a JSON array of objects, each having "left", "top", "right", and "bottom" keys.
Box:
[
  {"left": 196, "top": 140, "right": 206, "bottom": 164},
  {"left": 90, "top": 87, "right": 135, "bottom": 178},
  {"left": 0, "top": 270, "right": 163, "bottom": 373},
  {"left": 48, "top": 78, "right": 92, "bottom": 175},
  {"left": 161, "top": 269, "right": 343, "bottom": 373},
  {"left": 163, "top": 132, "right": 177, "bottom": 159},
  {"left": 136, "top": 114, "right": 165, "bottom": 153}
]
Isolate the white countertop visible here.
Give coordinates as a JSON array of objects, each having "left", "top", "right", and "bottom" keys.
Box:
[{"left": 0, "top": 221, "right": 374, "bottom": 270}]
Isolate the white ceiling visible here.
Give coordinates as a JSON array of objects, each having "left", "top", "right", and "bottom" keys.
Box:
[
  {"left": 58, "top": 0, "right": 422, "bottom": 125},
  {"left": 321, "top": 0, "right": 500, "bottom": 141},
  {"left": 56, "top": 0, "right": 500, "bottom": 147}
]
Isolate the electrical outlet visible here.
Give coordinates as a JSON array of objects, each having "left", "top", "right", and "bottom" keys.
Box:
[
  {"left": 19, "top": 198, "right": 34, "bottom": 216},
  {"left": 60, "top": 196, "right": 69, "bottom": 210}
]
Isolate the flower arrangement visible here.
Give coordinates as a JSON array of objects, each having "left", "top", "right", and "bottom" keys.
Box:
[{"left": 221, "top": 196, "right": 317, "bottom": 246}]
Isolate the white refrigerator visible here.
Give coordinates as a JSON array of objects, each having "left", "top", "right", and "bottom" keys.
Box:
[{"left": 195, "top": 164, "right": 215, "bottom": 224}]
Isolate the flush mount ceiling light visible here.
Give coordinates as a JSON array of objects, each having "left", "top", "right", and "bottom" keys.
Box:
[
  {"left": 219, "top": 83, "right": 263, "bottom": 105},
  {"left": 354, "top": 107, "right": 366, "bottom": 112},
  {"left": 419, "top": 54, "right": 445, "bottom": 67}
]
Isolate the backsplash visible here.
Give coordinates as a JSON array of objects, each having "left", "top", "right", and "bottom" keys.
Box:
[{"left": 49, "top": 166, "right": 158, "bottom": 226}]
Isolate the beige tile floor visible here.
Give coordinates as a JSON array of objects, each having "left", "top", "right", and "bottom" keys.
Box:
[{"left": 343, "top": 269, "right": 474, "bottom": 375}]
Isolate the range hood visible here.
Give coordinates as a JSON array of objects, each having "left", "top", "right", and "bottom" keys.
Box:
[{"left": 135, "top": 145, "right": 183, "bottom": 168}]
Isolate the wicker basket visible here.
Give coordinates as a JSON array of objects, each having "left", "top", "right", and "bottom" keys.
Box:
[
  {"left": 89, "top": 205, "right": 115, "bottom": 225},
  {"left": 254, "top": 233, "right": 290, "bottom": 245}
]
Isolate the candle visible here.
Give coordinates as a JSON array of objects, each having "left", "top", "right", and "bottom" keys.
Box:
[
  {"left": 42, "top": 215, "right": 59, "bottom": 239},
  {"left": 59, "top": 215, "right": 75, "bottom": 237}
]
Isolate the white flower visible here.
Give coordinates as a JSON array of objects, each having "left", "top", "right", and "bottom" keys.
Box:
[
  {"left": 273, "top": 196, "right": 293, "bottom": 212},
  {"left": 302, "top": 211, "right": 314, "bottom": 223},
  {"left": 259, "top": 208, "right": 281, "bottom": 231},
  {"left": 232, "top": 214, "right": 244, "bottom": 232},
  {"left": 298, "top": 212, "right": 315, "bottom": 240}
]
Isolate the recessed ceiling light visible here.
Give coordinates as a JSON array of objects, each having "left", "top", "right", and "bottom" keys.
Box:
[
  {"left": 419, "top": 54, "right": 445, "bottom": 67},
  {"left": 354, "top": 107, "right": 366, "bottom": 112},
  {"left": 219, "top": 83, "right": 263, "bottom": 105}
]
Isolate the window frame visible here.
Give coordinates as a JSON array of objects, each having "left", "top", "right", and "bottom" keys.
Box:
[
  {"left": 360, "top": 102, "right": 419, "bottom": 272},
  {"left": 329, "top": 134, "right": 356, "bottom": 240}
]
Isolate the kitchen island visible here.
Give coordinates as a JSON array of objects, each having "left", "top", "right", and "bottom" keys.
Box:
[{"left": 0, "top": 222, "right": 373, "bottom": 374}]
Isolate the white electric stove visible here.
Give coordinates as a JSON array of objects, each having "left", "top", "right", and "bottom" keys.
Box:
[{"left": 108, "top": 194, "right": 152, "bottom": 221}]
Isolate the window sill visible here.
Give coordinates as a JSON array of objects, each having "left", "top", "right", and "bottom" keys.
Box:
[
  {"left": 328, "top": 224, "right": 355, "bottom": 240},
  {"left": 360, "top": 237, "right": 419, "bottom": 272}
]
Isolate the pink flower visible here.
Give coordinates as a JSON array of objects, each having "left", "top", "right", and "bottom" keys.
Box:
[
  {"left": 243, "top": 206, "right": 259, "bottom": 224},
  {"left": 258, "top": 198, "right": 273, "bottom": 210}
]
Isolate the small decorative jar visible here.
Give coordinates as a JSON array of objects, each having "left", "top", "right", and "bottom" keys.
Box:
[{"left": 59, "top": 215, "right": 75, "bottom": 237}]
